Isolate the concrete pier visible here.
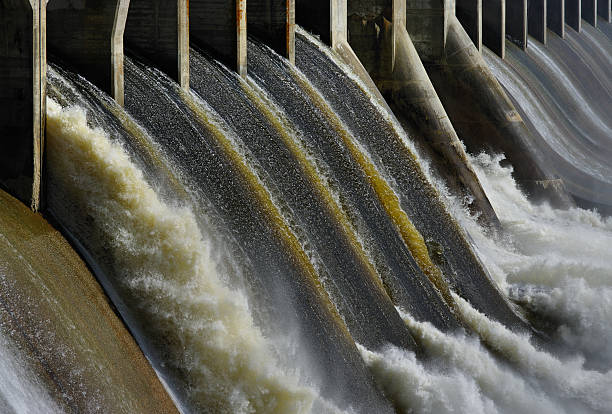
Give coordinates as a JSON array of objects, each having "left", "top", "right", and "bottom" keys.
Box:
[
  {"left": 582, "top": 0, "right": 597, "bottom": 25},
  {"left": 406, "top": 0, "right": 453, "bottom": 62},
  {"left": 548, "top": 0, "right": 565, "bottom": 37},
  {"left": 456, "top": 0, "right": 482, "bottom": 50},
  {"left": 506, "top": 0, "right": 527, "bottom": 49},
  {"left": 47, "top": 0, "right": 129, "bottom": 105},
  {"left": 565, "top": 0, "right": 581, "bottom": 31},
  {"left": 528, "top": 0, "right": 547, "bottom": 44},
  {"left": 248, "top": 0, "right": 296, "bottom": 63},
  {"left": 483, "top": 0, "right": 505, "bottom": 58},
  {"left": 190, "top": 0, "right": 247, "bottom": 77},
  {"left": 597, "top": 0, "right": 611, "bottom": 21},
  {"left": 125, "top": 0, "right": 189, "bottom": 88},
  {"left": 0, "top": 0, "right": 45, "bottom": 211}
]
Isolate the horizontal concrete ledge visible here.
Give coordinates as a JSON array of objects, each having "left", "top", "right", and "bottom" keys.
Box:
[
  {"left": 528, "top": 0, "right": 547, "bottom": 44},
  {"left": 565, "top": 0, "right": 581, "bottom": 31},
  {"left": 47, "top": 0, "right": 129, "bottom": 105},
  {"left": 190, "top": 0, "right": 247, "bottom": 78},
  {"left": 483, "top": 0, "right": 505, "bottom": 58},
  {"left": 125, "top": 0, "right": 189, "bottom": 89},
  {"left": 548, "top": 0, "right": 565, "bottom": 37},
  {"left": 597, "top": 0, "right": 611, "bottom": 21},
  {"left": 582, "top": 0, "right": 598, "bottom": 25},
  {"left": 0, "top": 0, "right": 45, "bottom": 211},
  {"left": 456, "top": 0, "right": 483, "bottom": 51},
  {"left": 248, "top": 0, "right": 295, "bottom": 63},
  {"left": 506, "top": 0, "right": 527, "bottom": 49}
]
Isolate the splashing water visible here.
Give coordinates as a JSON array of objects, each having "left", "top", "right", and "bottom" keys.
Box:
[{"left": 45, "top": 97, "right": 314, "bottom": 414}]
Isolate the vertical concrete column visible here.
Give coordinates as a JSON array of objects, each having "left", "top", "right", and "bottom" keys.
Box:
[
  {"left": 529, "top": 0, "right": 547, "bottom": 43},
  {"left": 124, "top": 0, "right": 189, "bottom": 88},
  {"left": 406, "top": 0, "right": 453, "bottom": 62},
  {"left": 47, "top": 0, "right": 129, "bottom": 105},
  {"left": 331, "top": 0, "right": 348, "bottom": 49},
  {"left": 456, "top": 0, "right": 482, "bottom": 51},
  {"left": 565, "top": 0, "right": 581, "bottom": 31},
  {"left": 547, "top": 0, "right": 565, "bottom": 37},
  {"left": 506, "top": 0, "right": 527, "bottom": 49},
  {"left": 190, "top": 0, "right": 247, "bottom": 77},
  {"left": 483, "top": 0, "right": 505, "bottom": 58},
  {"left": 582, "top": 0, "right": 597, "bottom": 25},
  {"left": 0, "top": 0, "right": 45, "bottom": 210},
  {"left": 248, "top": 0, "right": 296, "bottom": 63},
  {"left": 597, "top": 0, "right": 611, "bottom": 21}
]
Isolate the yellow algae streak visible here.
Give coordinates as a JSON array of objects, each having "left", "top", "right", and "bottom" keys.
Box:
[
  {"left": 240, "top": 78, "right": 389, "bottom": 297},
  {"left": 46, "top": 97, "right": 313, "bottom": 414},
  {"left": 291, "top": 71, "right": 457, "bottom": 313},
  {"left": 178, "top": 89, "right": 353, "bottom": 340}
]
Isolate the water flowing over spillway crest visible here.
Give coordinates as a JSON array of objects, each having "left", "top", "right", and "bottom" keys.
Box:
[{"left": 2, "top": 10, "right": 611, "bottom": 414}]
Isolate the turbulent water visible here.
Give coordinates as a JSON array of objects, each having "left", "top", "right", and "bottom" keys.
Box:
[
  {"left": 484, "top": 22, "right": 612, "bottom": 213},
  {"left": 38, "top": 23, "right": 612, "bottom": 414},
  {"left": 0, "top": 331, "right": 62, "bottom": 414}
]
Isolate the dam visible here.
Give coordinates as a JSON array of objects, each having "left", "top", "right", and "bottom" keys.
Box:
[{"left": 1, "top": 0, "right": 611, "bottom": 413}]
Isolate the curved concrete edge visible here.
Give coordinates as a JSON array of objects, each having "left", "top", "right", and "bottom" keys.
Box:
[
  {"left": 429, "top": 17, "right": 573, "bottom": 208},
  {"left": 0, "top": 189, "right": 180, "bottom": 413}
]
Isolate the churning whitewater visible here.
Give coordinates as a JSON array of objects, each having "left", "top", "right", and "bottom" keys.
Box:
[{"left": 28, "top": 21, "right": 611, "bottom": 414}]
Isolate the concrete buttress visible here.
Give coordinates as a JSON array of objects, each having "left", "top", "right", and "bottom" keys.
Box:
[
  {"left": 456, "top": 0, "right": 482, "bottom": 50},
  {"left": 190, "top": 0, "right": 247, "bottom": 78},
  {"left": 47, "top": 0, "right": 129, "bottom": 105},
  {"left": 506, "top": 0, "right": 527, "bottom": 49},
  {"left": 483, "top": 0, "right": 505, "bottom": 58},
  {"left": 528, "top": 0, "right": 547, "bottom": 44},
  {"left": 0, "top": 0, "right": 45, "bottom": 211},
  {"left": 248, "top": 0, "right": 296, "bottom": 63},
  {"left": 548, "top": 0, "right": 565, "bottom": 37},
  {"left": 124, "top": 0, "right": 189, "bottom": 88}
]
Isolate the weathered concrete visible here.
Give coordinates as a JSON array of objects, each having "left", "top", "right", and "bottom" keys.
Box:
[
  {"left": 248, "top": 0, "right": 295, "bottom": 63},
  {"left": 506, "top": 0, "right": 527, "bottom": 49},
  {"left": 565, "top": 0, "right": 582, "bottom": 31},
  {"left": 47, "top": 0, "right": 129, "bottom": 105},
  {"left": 528, "top": 0, "right": 547, "bottom": 44},
  {"left": 597, "top": 0, "right": 611, "bottom": 21},
  {"left": 406, "top": 0, "right": 454, "bottom": 62},
  {"left": 456, "top": 0, "right": 482, "bottom": 50},
  {"left": 0, "top": 0, "right": 45, "bottom": 211},
  {"left": 0, "top": 189, "right": 180, "bottom": 413},
  {"left": 343, "top": 0, "right": 500, "bottom": 225},
  {"left": 582, "top": 0, "right": 598, "bottom": 25},
  {"left": 125, "top": 0, "right": 189, "bottom": 88},
  {"left": 483, "top": 0, "right": 505, "bottom": 58},
  {"left": 425, "top": 17, "right": 572, "bottom": 207},
  {"left": 547, "top": 0, "right": 565, "bottom": 37},
  {"left": 190, "top": 0, "right": 247, "bottom": 77}
]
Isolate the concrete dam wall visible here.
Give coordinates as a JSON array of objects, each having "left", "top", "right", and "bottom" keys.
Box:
[{"left": 0, "top": 0, "right": 611, "bottom": 412}]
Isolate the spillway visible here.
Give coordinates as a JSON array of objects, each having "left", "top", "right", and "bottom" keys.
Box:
[
  {"left": 0, "top": 2, "right": 608, "bottom": 410},
  {"left": 485, "top": 23, "right": 612, "bottom": 214}
]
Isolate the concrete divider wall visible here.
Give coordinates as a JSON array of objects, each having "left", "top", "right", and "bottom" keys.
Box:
[
  {"left": 582, "top": 0, "right": 597, "bottom": 25},
  {"left": 248, "top": 0, "right": 295, "bottom": 63},
  {"left": 548, "top": 0, "right": 565, "bottom": 37},
  {"left": 125, "top": 0, "right": 189, "bottom": 88},
  {"left": 456, "top": 0, "right": 482, "bottom": 50},
  {"left": 528, "top": 0, "right": 547, "bottom": 44},
  {"left": 566, "top": 0, "right": 581, "bottom": 31},
  {"left": 190, "top": 0, "right": 247, "bottom": 77},
  {"left": 406, "top": 0, "right": 453, "bottom": 62},
  {"left": 0, "top": 0, "right": 45, "bottom": 211},
  {"left": 483, "top": 0, "right": 505, "bottom": 58},
  {"left": 506, "top": 0, "right": 527, "bottom": 49},
  {"left": 597, "top": 0, "right": 611, "bottom": 21},
  {"left": 47, "top": 0, "right": 129, "bottom": 105}
]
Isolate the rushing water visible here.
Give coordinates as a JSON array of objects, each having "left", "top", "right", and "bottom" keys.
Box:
[
  {"left": 36, "top": 21, "right": 612, "bottom": 414},
  {"left": 484, "top": 22, "right": 612, "bottom": 213}
]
